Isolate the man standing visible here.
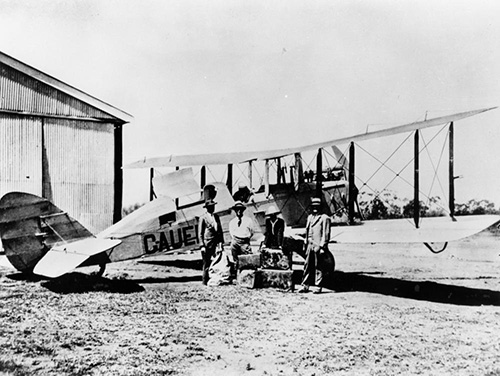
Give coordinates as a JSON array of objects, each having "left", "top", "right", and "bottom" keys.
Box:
[
  {"left": 199, "top": 199, "right": 223, "bottom": 285},
  {"left": 298, "top": 197, "right": 333, "bottom": 294},
  {"left": 263, "top": 205, "right": 285, "bottom": 249},
  {"left": 229, "top": 201, "right": 255, "bottom": 275}
]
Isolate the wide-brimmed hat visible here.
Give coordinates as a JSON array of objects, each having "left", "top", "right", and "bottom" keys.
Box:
[
  {"left": 232, "top": 201, "right": 246, "bottom": 211},
  {"left": 265, "top": 205, "right": 280, "bottom": 216},
  {"left": 203, "top": 199, "right": 217, "bottom": 208},
  {"left": 311, "top": 198, "right": 322, "bottom": 206}
]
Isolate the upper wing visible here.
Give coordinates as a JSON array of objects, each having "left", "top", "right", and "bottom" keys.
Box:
[{"left": 124, "top": 107, "right": 495, "bottom": 169}]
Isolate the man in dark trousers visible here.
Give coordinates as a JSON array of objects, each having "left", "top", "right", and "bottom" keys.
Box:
[
  {"left": 298, "top": 197, "right": 334, "bottom": 294},
  {"left": 199, "top": 199, "right": 223, "bottom": 285},
  {"left": 263, "top": 205, "right": 285, "bottom": 249}
]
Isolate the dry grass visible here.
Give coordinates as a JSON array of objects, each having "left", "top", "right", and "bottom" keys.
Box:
[{"left": 1, "top": 231, "right": 500, "bottom": 375}]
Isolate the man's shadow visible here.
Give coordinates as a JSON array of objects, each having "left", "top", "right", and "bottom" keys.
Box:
[{"left": 294, "top": 270, "right": 500, "bottom": 306}]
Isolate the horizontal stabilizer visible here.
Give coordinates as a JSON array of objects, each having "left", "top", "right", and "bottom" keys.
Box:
[
  {"left": 33, "top": 238, "right": 121, "bottom": 278},
  {"left": 0, "top": 192, "right": 93, "bottom": 273}
]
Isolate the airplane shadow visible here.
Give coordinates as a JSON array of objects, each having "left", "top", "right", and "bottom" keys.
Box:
[
  {"left": 138, "top": 259, "right": 203, "bottom": 270},
  {"left": 40, "top": 272, "right": 145, "bottom": 294},
  {"left": 127, "top": 275, "right": 202, "bottom": 284},
  {"left": 293, "top": 270, "right": 500, "bottom": 306}
]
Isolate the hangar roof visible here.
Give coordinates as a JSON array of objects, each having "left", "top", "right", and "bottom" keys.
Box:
[{"left": 0, "top": 51, "right": 133, "bottom": 123}]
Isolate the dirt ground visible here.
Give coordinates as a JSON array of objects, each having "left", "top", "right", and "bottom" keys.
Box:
[{"left": 1, "top": 229, "right": 500, "bottom": 376}]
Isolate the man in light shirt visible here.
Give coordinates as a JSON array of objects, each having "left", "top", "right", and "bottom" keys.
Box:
[
  {"left": 229, "top": 201, "right": 255, "bottom": 275},
  {"left": 199, "top": 199, "right": 223, "bottom": 285}
]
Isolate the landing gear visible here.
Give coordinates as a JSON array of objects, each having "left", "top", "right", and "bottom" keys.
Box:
[{"left": 96, "top": 263, "right": 106, "bottom": 277}]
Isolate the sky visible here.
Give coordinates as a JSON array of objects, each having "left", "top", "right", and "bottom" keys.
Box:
[{"left": 0, "top": 0, "right": 499, "bottom": 207}]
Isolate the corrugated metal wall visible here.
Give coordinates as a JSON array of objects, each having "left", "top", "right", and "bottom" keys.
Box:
[
  {"left": 0, "top": 62, "right": 115, "bottom": 120},
  {"left": 43, "top": 119, "right": 115, "bottom": 233},
  {"left": 0, "top": 115, "right": 42, "bottom": 197},
  {"left": 0, "top": 63, "right": 120, "bottom": 235}
]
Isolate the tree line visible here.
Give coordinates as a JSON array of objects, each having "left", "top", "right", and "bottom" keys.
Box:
[{"left": 359, "top": 191, "right": 499, "bottom": 220}]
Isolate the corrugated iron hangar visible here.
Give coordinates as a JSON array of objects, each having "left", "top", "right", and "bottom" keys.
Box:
[{"left": 0, "top": 51, "right": 132, "bottom": 233}]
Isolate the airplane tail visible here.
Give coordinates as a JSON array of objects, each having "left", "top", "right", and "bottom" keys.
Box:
[{"left": 0, "top": 192, "right": 94, "bottom": 274}]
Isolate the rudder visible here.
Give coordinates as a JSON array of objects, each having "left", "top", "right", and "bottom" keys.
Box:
[{"left": 0, "top": 192, "right": 92, "bottom": 273}]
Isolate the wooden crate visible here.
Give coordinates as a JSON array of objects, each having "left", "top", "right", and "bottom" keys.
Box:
[{"left": 237, "top": 254, "right": 261, "bottom": 270}]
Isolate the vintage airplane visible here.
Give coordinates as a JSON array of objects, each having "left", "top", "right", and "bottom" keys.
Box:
[{"left": 0, "top": 107, "right": 498, "bottom": 279}]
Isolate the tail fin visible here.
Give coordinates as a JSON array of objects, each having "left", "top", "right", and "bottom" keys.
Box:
[{"left": 0, "top": 192, "right": 92, "bottom": 273}]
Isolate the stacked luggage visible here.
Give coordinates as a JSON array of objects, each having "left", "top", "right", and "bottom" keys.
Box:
[{"left": 236, "top": 247, "right": 294, "bottom": 290}]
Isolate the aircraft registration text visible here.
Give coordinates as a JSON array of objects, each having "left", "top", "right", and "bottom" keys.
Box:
[{"left": 142, "top": 219, "right": 200, "bottom": 254}]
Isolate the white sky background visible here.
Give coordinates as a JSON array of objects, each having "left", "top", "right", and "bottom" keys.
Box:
[{"left": 0, "top": 0, "right": 499, "bottom": 207}]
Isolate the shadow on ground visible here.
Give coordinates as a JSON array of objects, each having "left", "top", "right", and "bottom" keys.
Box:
[
  {"left": 293, "top": 270, "right": 500, "bottom": 306},
  {"left": 138, "top": 259, "right": 203, "bottom": 270},
  {"left": 128, "top": 275, "right": 202, "bottom": 284},
  {"left": 40, "top": 272, "right": 145, "bottom": 294}
]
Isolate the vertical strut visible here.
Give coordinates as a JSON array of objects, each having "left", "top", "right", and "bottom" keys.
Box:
[
  {"left": 294, "top": 152, "right": 303, "bottom": 190},
  {"left": 264, "top": 159, "right": 270, "bottom": 197},
  {"left": 226, "top": 164, "right": 233, "bottom": 194},
  {"left": 449, "top": 122, "right": 455, "bottom": 219},
  {"left": 414, "top": 130, "right": 420, "bottom": 228},
  {"left": 149, "top": 168, "right": 155, "bottom": 201},
  {"left": 316, "top": 148, "right": 323, "bottom": 199},
  {"left": 277, "top": 158, "right": 282, "bottom": 184},
  {"left": 248, "top": 161, "right": 253, "bottom": 190},
  {"left": 200, "top": 166, "right": 206, "bottom": 199},
  {"left": 175, "top": 166, "right": 179, "bottom": 209},
  {"left": 348, "top": 142, "right": 355, "bottom": 224}
]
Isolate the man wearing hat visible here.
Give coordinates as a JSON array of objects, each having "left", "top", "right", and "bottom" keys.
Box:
[
  {"left": 263, "top": 205, "right": 285, "bottom": 249},
  {"left": 298, "top": 197, "right": 332, "bottom": 294},
  {"left": 229, "top": 201, "right": 256, "bottom": 276},
  {"left": 199, "top": 199, "right": 223, "bottom": 285},
  {"left": 232, "top": 182, "right": 253, "bottom": 203}
]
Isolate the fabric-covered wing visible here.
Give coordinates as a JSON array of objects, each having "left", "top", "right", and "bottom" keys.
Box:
[
  {"left": 124, "top": 107, "right": 495, "bottom": 169},
  {"left": 297, "top": 215, "right": 500, "bottom": 244}
]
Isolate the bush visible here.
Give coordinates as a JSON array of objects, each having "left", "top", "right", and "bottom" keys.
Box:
[{"left": 122, "top": 202, "right": 145, "bottom": 217}]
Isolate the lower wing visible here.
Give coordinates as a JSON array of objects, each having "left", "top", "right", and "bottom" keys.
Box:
[{"left": 290, "top": 215, "right": 500, "bottom": 244}]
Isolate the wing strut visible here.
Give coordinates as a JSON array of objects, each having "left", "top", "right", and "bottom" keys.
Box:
[
  {"left": 248, "top": 161, "right": 253, "bottom": 189},
  {"left": 348, "top": 142, "right": 356, "bottom": 224},
  {"left": 414, "top": 130, "right": 420, "bottom": 228},
  {"left": 316, "top": 148, "right": 323, "bottom": 199},
  {"left": 449, "top": 122, "right": 455, "bottom": 219},
  {"left": 200, "top": 165, "right": 206, "bottom": 199},
  {"left": 294, "top": 153, "right": 303, "bottom": 191},
  {"left": 226, "top": 164, "right": 233, "bottom": 194},
  {"left": 149, "top": 168, "right": 156, "bottom": 201},
  {"left": 264, "top": 160, "right": 270, "bottom": 197}
]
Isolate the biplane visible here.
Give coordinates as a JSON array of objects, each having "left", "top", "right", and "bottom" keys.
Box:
[{"left": 0, "top": 107, "right": 498, "bottom": 278}]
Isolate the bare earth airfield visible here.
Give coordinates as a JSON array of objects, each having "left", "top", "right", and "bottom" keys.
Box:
[{"left": 1, "top": 228, "right": 499, "bottom": 376}]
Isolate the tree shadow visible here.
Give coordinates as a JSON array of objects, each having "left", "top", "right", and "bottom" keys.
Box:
[
  {"left": 293, "top": 270, "right": 500, "bottom": 306},
  {"left": 40, "top": 272, "right": 145, "bottom": 294}
]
